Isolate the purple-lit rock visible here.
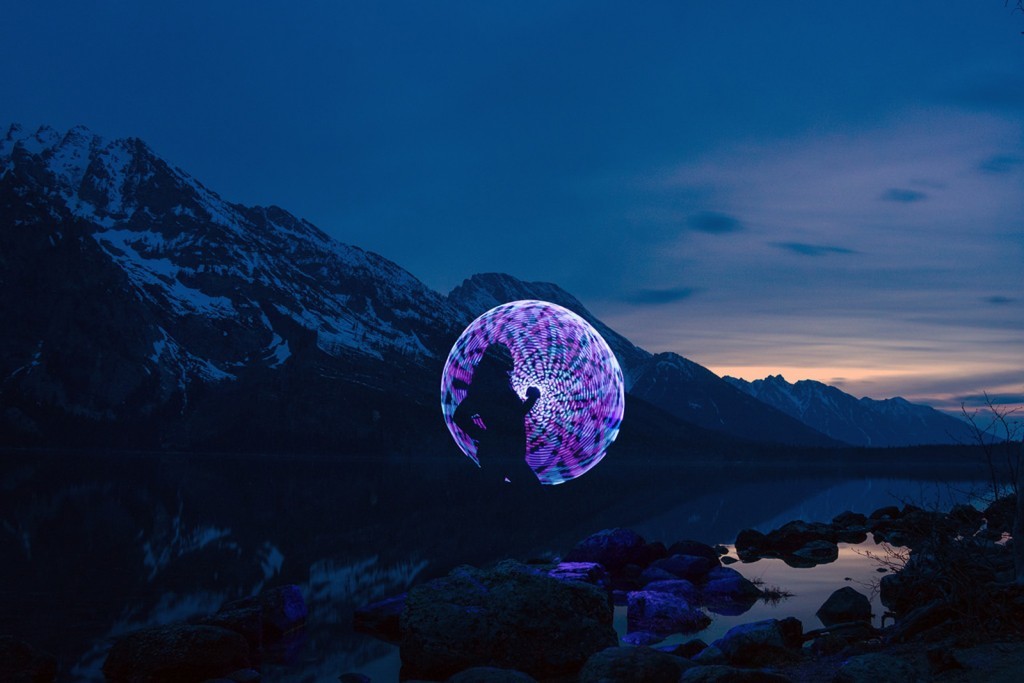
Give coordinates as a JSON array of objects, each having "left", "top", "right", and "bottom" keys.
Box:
[
  {"left": 627, "top": 591, "right": 711, "bottom": 635},
  {"left": 649, "top": 554, "right": 715, "bottom": 581},
  {"left": 547, "top": 562, "right": 610, "bottom": 588},
  {"left": 641, "top": 579, "right": 700, "bottom": 603},
  {"left": 564, "top": 528, "right": 649, "bottom": 574}
]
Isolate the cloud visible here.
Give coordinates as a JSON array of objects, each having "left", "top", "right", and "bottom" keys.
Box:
[
  {"left": 979, "top": 154, "right": 1024, "bottom": 174},
  {"left": 686, "top": 211, "right": 743, "bottom": 234},
  {"left": 626, "top": 286, "right": 699, "bottom": 305},
  {"left": 984, "top": 295, "right": 1016, "bottom": 305},
  {"left": 945, "top": 73, "right": 1024, "bottom": 112},
  {"left": 956, "top": 392, "right": 1024, "bottom": 408},
  {"left": 881, "top": 188, "right": 927, "bottom": 203},
  {"left": 771, "top": 242, "right": 858, "bottom": 256}
]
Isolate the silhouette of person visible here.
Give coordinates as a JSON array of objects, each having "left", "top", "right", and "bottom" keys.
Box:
[{"left": 454, "top": 344, "right": 540, "bottom": 486}]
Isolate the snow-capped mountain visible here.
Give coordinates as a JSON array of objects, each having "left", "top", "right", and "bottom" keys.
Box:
[
  {"left": 723, "top": 375, "right": 976, "bottom": 447},
  {"left": 448, "top": 272, "right": 652, "bottom": 389},
  {"left": 449, "top": 274, "right": 839, "bottom": 448},
  {"left": 0, "top": 124, "right": 463, "bottom": 450},
  {"left": 1, "top": 124, "right": 961, "bottom": 452}
]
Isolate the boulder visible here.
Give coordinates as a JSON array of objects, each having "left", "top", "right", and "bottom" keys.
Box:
[
  {"left": 708, "top": 618, "right": 801, "bottom": 666},
  {"left": 579, "top": 646, "right": 692, "bottom": 683},
  {"left": 660, "top": 639, "right": 708, "bottom": 659},
  {"left": 638, "top": 566, "right": 680, "bottom": 585},
  {"left": 768, "top": 521, "right": 836, "bottom": 554},
  {"left": 102, "top": 624, "right": 251, "bottom": 683},
  {"left": 682, "top": 665, "right": 793, "bottom": 682},
  {"left": 701, "top": 567, "right": 762, "bottom": 615},
  {"left": 649, "top": 554, "right": 715, "bottom": 582},
  {"left": 621, "top": 631, "right": 665, "bottom": 646},
  {"left": 547, "top": 561, "right": 610, "bottom": 588},
  {"left": 869, "top": 506, "right": 901, "bottom": 521},
  {"left": 735, "top": 529, "right": 766, "bottom": 559},
  {"left": 816, "top": 587, "right": 871, "bottom": 626},
  {"left": 791, "top": 540, "right": 838, "bottom": 564},
  {"left": 353, "top": 593, "right": 406, "bottom": 642},
  {"left": 627, "top": 590, "right": 711, "bottom": 635},
  {"left": 834, "top": 653, "right": 924, "bottom": 682},
  {"left": 400, "top": 560, "right": 616, "bottom": 680},
  {"left": 446, "top": 667, "right": 539, "bottom": 682},
  {"left": 832, "top": 510, "right": 868, "bottom": 528},
  {"left": 564, "top": 528, "right": 650, "bottom": 574},
  {"left": 204, "top": 584, "right": 307, "bottom": 651},
  {"left": 642, "top": 578, "right": 700, "bottom": 602},
  {"left": 667, "top": 540, "right": 721, "bottom": 565},
  {"left": 0, "top": 636, "right": 56, "bottom": 683}
]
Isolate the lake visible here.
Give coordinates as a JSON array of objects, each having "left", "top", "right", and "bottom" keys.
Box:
[{"left": 0, "top": 448, "right": 990, "bottom": 681}]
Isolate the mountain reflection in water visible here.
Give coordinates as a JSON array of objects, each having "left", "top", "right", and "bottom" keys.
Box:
[{"left": 0, "top": 449, "right": 986, "bottom": 681}]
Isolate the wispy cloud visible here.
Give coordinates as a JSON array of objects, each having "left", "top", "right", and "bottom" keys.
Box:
[
  {"left": 881, "top": 188, "right": 927, "bottom": 203},
  {"left": 984, "top": 295, "right": 1016, "bottom": 305},
  {"left": 979, "top": 154, "right": 1023, "bottom": 174},
  {"left": 626, "top": 286, "right": 699, "bottom": 305},
  {"left": 771, "top": 242, "right": 857, "bottom": 256},
  {"left": 686, "top": 211, "right": 743, "bottom": 234}
]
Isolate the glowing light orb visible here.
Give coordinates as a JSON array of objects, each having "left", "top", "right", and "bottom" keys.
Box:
[{"left": 441, "top": 300, "right": 625, "bottom": 485}]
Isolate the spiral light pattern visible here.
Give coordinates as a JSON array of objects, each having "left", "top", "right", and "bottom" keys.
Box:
[{"left": 441, "top": 300, "right": 625, "bottom": 485}]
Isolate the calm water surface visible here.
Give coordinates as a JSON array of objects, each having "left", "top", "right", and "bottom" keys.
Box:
[{"left": 0, "top": 449, "right": 988, "bottom": 681}]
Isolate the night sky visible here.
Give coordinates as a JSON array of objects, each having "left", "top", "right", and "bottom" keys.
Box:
[{"left": 3, "top": 2, "right": 1022, "bottom": 416}]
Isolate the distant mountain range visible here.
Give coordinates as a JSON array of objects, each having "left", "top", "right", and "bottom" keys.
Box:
[
  {"left": 723, "top": 375, "right": 975, "bottom": 447},
  {"left": 0, "top": 124, "right": 970, "bottom": 453}
]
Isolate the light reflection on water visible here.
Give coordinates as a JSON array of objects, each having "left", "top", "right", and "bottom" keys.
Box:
[{"left": 0, "top": 450, "right": 988, "bottom": 682}]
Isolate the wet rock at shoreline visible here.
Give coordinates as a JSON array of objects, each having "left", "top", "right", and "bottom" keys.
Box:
[
  {"left": 563, "top": 528, "right": 652, "bottom": 574},
  {"left": 400, "top": 560, "right": 616, "bottom": 680},
  {"left": 697, "top": 618, "right": 803, "bottom": 667},
  {"left": 547, "top": 561, "right": 610, "bottom": 588},
  {"left": 579, "top": 646, "right": 692, "bottom": 683},
  {"left": 627, "top": 590, "right": 711, "bottom": 635},
  {"left": 816, "top": 587, "right": 871, "bottom": 627}
]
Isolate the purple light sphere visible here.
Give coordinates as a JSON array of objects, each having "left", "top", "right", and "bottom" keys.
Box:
[{"left": 441, "top": 300, "right": 625, "bottom": 485}]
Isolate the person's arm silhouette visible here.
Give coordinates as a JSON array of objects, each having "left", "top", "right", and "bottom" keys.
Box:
[
  {"left": 523, "top": 386, "right": 540, "bottom": 415},
  {"left": 453, "top": 395, "right": 484, "bottom": 442}
]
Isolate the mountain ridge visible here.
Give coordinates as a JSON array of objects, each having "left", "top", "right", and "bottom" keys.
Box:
[
  {"left": 723, "top": 374, "right": 975, "bottom": 447},
  {"left": 0, "top": 124, "right": 962, "bottom": 452}
]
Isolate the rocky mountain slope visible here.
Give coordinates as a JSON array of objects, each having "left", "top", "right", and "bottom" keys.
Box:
[
  {"left": 0, "top": 124, "right": 962, "bottom": 452},
  {"left": 723, "top": 374, "right": 975, "bottom": 447}
]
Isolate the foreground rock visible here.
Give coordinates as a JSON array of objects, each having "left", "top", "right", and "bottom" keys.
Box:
[
  {"left": 102, "top": 624, "right": 251, "bottom": 683},
  {"left": 816, "top": 587, "right": 871, "bottom": 627},
  {"left": 834, "top": 652, "right": 925, "bottom": 682},
  {"left": 682, "top": 665, "right": 793, "bottom": 682},
  {"left": 695, "top": 618, "right": 802, "bottom": 667},
  {"left": 627, "top": 591, "right": 711, "bottom": 635},
  {"left": 0, "top": 636, "right": 57, "bottom": 683},
  {"left": 578, "top": 646, "right": 692, "bottom": 683},
  {"left": 353, "top": 593, "right": 406, "bottom": 642},
  {"left": 103, "top": 585, "right": 306, "bottom": 682},
  {"left": 400, "top": 560, "right": 616, "bottom": 680}
]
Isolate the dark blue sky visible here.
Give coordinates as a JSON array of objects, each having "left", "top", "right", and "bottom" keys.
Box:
[{"left": 3, "top": 2, "right": 1022, "bottom": 413}]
